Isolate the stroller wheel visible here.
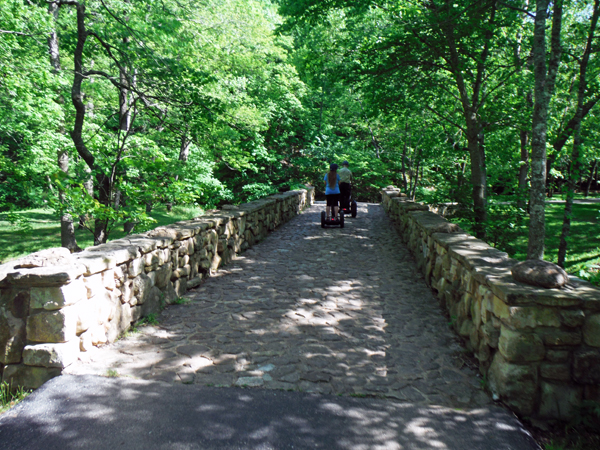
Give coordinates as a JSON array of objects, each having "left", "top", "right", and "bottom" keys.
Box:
[
  {"left": 321, "top": 211, "right": 326, "bottom": 228},
  {"left": 351, "top": 201, "right": 357, "bottom": 218},
  {"left": 340, "top": 211, "right": 345, "bottom": 228}
]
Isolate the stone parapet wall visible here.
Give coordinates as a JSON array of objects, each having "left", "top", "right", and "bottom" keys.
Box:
[
  {"left": 381, "top": 187, "right": 600, "bottom": 421},
  {"left": 0, "top": 188, "right": 314, "bottom": 389}
]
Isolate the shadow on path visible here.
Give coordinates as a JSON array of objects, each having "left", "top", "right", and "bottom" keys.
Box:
[
  {"left": 41, "top": 202, "right": 543, "bottom": 449},
  {"left": 0, "top": 375, "right": 539, "bottom": 450},
  {"left": 68, "top": 203, "right": 486, "bottom": 408}
]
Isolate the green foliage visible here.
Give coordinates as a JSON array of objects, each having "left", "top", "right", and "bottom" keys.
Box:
[
  {"left": 139, "top": 314, "right": 159, "bottom": 326},
  {"left": 1, "top": 0, "right": 312, "bottom": 242},
  {"left": 0, "top": 209, "right": 33, "bottom": 234},
  {"left": 48, "top": 182, "right": 154, "bottom": 235},
  {"left": 578, "top": 264, "right": 600, "bottom": 287},
  {"left": 479, "top": 374, "right": 488, "bottom": 390},
  {"left": 569, "top": 401, "right": 600, "bottom": 431},
  {"left": 241, "top": 182, "right": 278, "bottom": 202},
  {"left": 0, "top": 0, "right": 599, "bottom": 274},
  {"left": 121, "top": 313, "right": 160, "bottom": 338},
  {"left": 0, "top": 381, "right": 30, "bottom": 414},
  {"left": 483, "top": 204, "right": 528, "bottom": 256}
]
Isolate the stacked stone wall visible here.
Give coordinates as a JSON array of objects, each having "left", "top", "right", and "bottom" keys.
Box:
[
  {"left": 0, "top": 188, "right": 314, "bottom": 389},
  {"left": 382, "top": 187, "right": 600, "bottom": 421}
]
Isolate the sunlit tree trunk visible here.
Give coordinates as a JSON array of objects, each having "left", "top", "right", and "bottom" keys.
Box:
[{"left": 527, "top": 0, "right": 563, "bottom": 260}]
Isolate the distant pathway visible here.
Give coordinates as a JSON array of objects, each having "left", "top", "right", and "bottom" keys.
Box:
[{"left": 67, "top": 202, "right": 491, "bottom": 408}]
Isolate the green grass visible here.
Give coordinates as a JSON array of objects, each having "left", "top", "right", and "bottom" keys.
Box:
[
  {"left": 0, "top": 381, "right": 30, "bottom": 414},
  {"left": 453, "top": 200, "right": 600, "bottom": 283},
  {"left": 172, "top": 297, "right": 191, "bottom": 305},
  {"left": 510, "top": 203, "right": 600, "bottom": 277},
  {"left": 491, "top": 192, "right": 600, "bottom": 202},
  {"left": 0, "top": 205, "right": 203, "bottom": 264},
  {"left": 120, "top": 313, "right": 161, "bottom": 339},
  {"left": 141, "top": 314, "right": 159, "bottom": 326}
]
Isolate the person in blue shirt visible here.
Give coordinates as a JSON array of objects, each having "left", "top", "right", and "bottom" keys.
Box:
[{"left": 324, "top": 163, "right": 341, "bottom": 220}]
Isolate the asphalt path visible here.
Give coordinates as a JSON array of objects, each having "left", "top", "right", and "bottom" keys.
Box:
[{"left": 0, "top": 375, "right": 540, "bottom": 450}]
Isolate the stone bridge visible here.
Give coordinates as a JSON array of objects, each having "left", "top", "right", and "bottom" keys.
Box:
[
  {"left": 65, "top": 202, "right": 489, "bottom": 409},
  {"left": 2, "top": 187, "right": 599, "bottom": 425}
]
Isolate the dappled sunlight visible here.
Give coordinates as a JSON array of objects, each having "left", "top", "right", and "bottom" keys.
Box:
[
  {"left": 66, "top": 201, "right": 492, "bottom": 437},
  {"left": 44, "top": 200, "right": 543, "bottom": 448},
  {"left": 0, "top": 374, "right": 538, "bottom": 449}
]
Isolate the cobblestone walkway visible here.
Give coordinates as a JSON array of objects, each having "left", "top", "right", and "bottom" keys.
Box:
[{"left": 66, "top": 202, "right": 492, "bottom": 408}]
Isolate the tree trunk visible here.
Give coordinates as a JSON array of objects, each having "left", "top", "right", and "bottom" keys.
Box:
[
  {"left": 175, "top": 132, "right": 191, "bottom": 182},
  {"left": 401, "top": 122, "right": 408, "bottom": 191},
  {"left": 48, "top": 1, "right": 80, "bottom": 252},
  {"left": 48, "top": 3, "right": 61, "bottom": 73},
  {"left": 527, "top": 0, "right": 563, "bottom": 260},
  {"left": 167, "top": 131, "right": 192, "bottom": 212},
  {"left": 400, "top": 122, "right": 408, "bottom": 192},
  {"left": 67, "top": 3, "right": 112, "bottom": 245},
  {"left": 517, "top": 130, "right": 529, "bottom": 209},
  {"left": 585, "top": 160, "right": 598, "bottom": 196},
  {"left": 440, "top": 2, "right": 496, "bottom": 239},
  {"left": 515, "top": 5, "right": 532, "bottom": 212},
  {"left": 410, "top": 149, "right": 421, "bottom": 201},
  {"left": 78, "top": 166, "right": 94, "bottom": 229},
  {"left": 120, "top": 54, "right": 137, "bottom": 233},
  {"left": 466, "top": 119, "right": 487, "bottom": 238},
  {"left": 119, "top": 68, "right": 131, "bottom": 133},
  {"left": 557, "top": 0, "right": 599, "bottom": 267},
  {"left": 58, "top": 150, "right": 80, "bottom": 252}
]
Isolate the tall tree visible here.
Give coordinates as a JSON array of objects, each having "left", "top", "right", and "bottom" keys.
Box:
[
  {"left": 527, "top": 0, "right": 563, "bottom": 260},
  {"left": 47, "top": 1, "right": 80, "bottom": 252},
  {"left": 281, "top": 0, "right": 527, "bottom": 238}
]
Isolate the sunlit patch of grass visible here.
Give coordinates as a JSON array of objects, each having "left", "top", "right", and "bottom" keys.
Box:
[
  {"left": 455, "top": 200, "right": 600, "bottom": 285},
  {"left": 0, "top": 381, "right": 30, "bottom": 414},
  {"left": 510, "top": 203, "right": 600, "bottom": 281},
  {"left": 119, "top": 314, "right": 160, "bottom": 339},
  {"left": 0, "top": 205, "right": 203, "bottom": 263}
]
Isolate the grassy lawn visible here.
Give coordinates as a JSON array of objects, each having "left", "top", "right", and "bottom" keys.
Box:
[
  {"left": 451, "top": 199, "right": 600, "bottom": 284},
  {"left": 0, "top": 205, "right": 203, "bottom": 264},
  {"left": 511, "top": 202, "right": 600, "bottom": 275}
]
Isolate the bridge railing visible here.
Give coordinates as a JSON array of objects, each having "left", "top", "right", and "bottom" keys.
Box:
[
  {"left": 382, "top": 186, "right": 600, "bottom": 421},
  {"left": 0, "top": 187, "right": 314, "bottom": 389}
]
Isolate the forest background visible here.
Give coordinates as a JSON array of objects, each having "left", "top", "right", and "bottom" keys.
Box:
[{"left": 0, "top": 0, "right": 599, "bottom": 285}]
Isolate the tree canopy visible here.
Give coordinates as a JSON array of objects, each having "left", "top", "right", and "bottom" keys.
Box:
[{"left": 1, "top": 0, "right": 599, "bottom": 272}]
